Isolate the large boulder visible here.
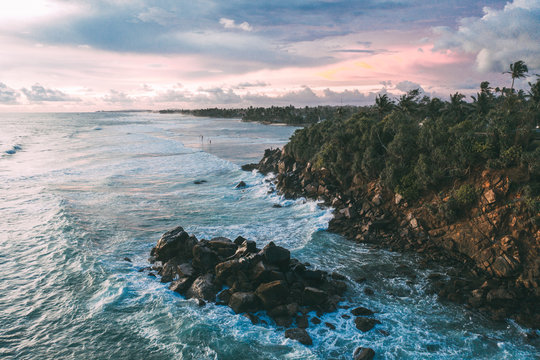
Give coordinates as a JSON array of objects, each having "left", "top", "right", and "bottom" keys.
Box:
[
  {"left": 353, "top": 347, "right": 375, "bottom": 360},
  {"left": 302, "top": 269, "right": 324, "bottom": 283},
  {"left": 230, "top": 240, "right": 258, "bottom": 259},
  {"left": 302, "top": 287, "right": 327, "bottom": 306},
  {"left": 255, "top": 280, "right": 289, "bottom": 309},
  {"left": 351, "top": 306, "right": 374, "bottom": 316},
  {"left": 215, "top": 259, "right": 245, "bottom": 283},
  {"left": 228, "top": 292, "right": 260, "bottom": 314},
  {"left": 192, "top": 241, "right": 219, "bottom": 272},
  {"left": 152, "top": 226, "right": 197, "bottom": 262},
  {"left": 261, "top": 242, "right": 290, "bottom": 267},
  {"left": 169, "top": 277, "right": 192, "bottom": 294},
  {"left": 159, "top": 259, "right": 179, "bottom": 283},
  {"left": 354, "top": 317, "right": 381, "bottom": 332},
  {"left": 285, "top": 328, "right": 312, "bottom": 346},
  {"left": 186, "top": 274, "right": 218, "bottom": 301},
  {"left": 177, "top": 262, "right": 195, "bottom": 278},
  {"left": 251, "top": 261, "right": 284, "bottom": 284},
  {"left": 208, "top": 237, "right": 238, "bottom": 259}
]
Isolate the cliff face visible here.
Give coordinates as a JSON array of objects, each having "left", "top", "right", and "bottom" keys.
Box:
[{"left": 255, "top": 147, "right": 540, "bottom": 329}]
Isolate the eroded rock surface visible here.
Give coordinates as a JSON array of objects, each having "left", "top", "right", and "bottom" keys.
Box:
[{"left": 148, "top": 226, "right": 381, "bottom": 345}]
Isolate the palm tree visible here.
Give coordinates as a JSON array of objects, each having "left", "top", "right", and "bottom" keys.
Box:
[
  {"left": 504, "top": 60, "right": 529, "bottom": 91},
  {"left": 374, "top": 94, "right": 394, "bottom": 119}
]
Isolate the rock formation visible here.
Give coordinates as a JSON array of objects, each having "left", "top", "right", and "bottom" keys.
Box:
[
  {"left": 148, "top": 226, "right": 382, "bottom": 345},
  {"left": 251, "top": 147, "right": 539, "bottom": 329}
]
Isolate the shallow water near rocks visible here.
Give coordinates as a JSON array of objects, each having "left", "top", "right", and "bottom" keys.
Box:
[{"left": 0, "top": 112, "right": 538, "bottom": 359}]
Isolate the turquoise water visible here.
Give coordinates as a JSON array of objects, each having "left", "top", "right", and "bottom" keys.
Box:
[{"left": 0, "top": 112, "right": 538, "bottom": 359}]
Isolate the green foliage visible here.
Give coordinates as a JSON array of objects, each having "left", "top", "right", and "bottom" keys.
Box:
[
  {"left": 285, "top": 61, "right": 539, "bottom": 204},
  {"left": 455, "top": 184, "right": 478, "bottom": 207},
  {"left": 160, "top": 105, "right": 363, "bottom": 125},
  {"left": 395, "top": 173, "right": 421, "bottom": 202}
]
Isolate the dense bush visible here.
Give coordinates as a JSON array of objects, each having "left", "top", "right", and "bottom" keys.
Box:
[{"left": 285, "top": 74, "right": 540, "bottom": 210}]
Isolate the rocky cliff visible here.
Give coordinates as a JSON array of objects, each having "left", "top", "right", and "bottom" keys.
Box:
[{"left": 251, "top": 147, "right": 540, "bottom": 329}]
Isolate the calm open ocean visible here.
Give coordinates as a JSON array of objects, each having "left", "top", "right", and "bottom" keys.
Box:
[{"left": 0, "top": 112, "right": 538, "bottom": 359}]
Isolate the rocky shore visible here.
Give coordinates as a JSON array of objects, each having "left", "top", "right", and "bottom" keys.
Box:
[
  {"left": 245, "top": 147, "right": 540, "bottom": 330},
  {"left": 146, "top": 226, "right": 379, "bottom": 355}
]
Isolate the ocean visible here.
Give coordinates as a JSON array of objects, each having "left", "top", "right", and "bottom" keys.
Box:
[{"left": 0, "top": 112, "right": 538, "bottom": 359}]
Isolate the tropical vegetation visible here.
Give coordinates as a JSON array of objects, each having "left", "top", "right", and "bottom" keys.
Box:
[{"left": 285, "top": 63, "right": 540, "bottom": 215}]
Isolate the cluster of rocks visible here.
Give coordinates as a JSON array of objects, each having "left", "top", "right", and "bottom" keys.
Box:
[
  {"left": 147, "top": 226, "right": 380, "bottom": 352},
  {"left": 248, "top": 147, "right": 540, "bottom": 329}
]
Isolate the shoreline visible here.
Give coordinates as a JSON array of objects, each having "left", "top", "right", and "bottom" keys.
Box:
[
  {"left": 146, "top": 226, "right": 379, "bottom": 354},
  {"left": 246, "top": 148, "right": 540, "bottom": 330}
]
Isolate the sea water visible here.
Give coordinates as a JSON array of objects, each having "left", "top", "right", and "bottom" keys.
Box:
[{"left": 0, "top": 112, "right": 538, "bottom": 359}]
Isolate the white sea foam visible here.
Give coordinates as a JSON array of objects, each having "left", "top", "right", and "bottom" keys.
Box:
[{"left": 0, "top": 112, "right": 537, "bottom": 360}]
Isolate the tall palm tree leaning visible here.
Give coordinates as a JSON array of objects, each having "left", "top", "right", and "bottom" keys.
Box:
[{"left": 504, "top": 60, "right": 529, "bottom": 92}]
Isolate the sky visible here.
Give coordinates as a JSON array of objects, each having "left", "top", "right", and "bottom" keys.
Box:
[{"left": 0, "top": 0, "right": 539, "bottom": 111}]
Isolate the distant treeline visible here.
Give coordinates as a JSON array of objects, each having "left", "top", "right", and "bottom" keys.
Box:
[{"left": 159, "top": 105, "right": 364, "bottom": 125}]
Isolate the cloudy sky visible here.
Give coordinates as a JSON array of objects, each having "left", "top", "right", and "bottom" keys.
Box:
[{"left": 0, "top": 0, "right": 539, "bottom": 111}]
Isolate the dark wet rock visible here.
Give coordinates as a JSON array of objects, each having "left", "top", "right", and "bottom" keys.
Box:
[
  {"left": 148, "top": 272, "right": 156, "bottom": 277},
  {"left": 324, "top": 322, "right": 336, "bottom": 330},
  {"left": 193, "top": 179, "right": 207, "bottom": 184},
  {"left": 230, "top": 271, "right": 254, "bottom": 292},
  {"left": 250, "top": 261, "right": 281, "bottom": 284},
  {"left": 285, "top": 328, "right": 312, "bottom": 345},
  {"left": 426, "top": 343, "right": 440, "bottom": 352},
  {"left": 234, "top": 236, "right": 247, "bottom": 246},
  {"left": 354, "top": 317, "right": 381, "bottom": 332},
  {"left": 525, "top": 330, "right": 539, "bottom": 340},
  {"left": 159, "top": 259, "right": 179, "bottom": 283},
  {"left": 235, "top": 181, "right": 247, "bottom": 189},
  {"left": 311, "top": 316, "right": 321, "bottom": 325},
  {"left": 331, "top": 272, "right": 346, "bottom": 280},
  {"left": 229, "top": 292, "right": 260, "bottom": 314},
  {"left": 138, "top": 266, "right": 151, "bottom": 272},
  {"left": 243, "top": 313, "right": 260, "bottom": 325},
  {"left": 428, "top": 273, "right": 444, "bottom": 281},
  {"left": 331, "top": 280, "right": 348, "bottom": 295},
  {"left": 123, "top": 257, "right": 132, "bottom": 262},
  {"left": 268, "top": 303, "right": 298, "bottom": 318},
  {"left": 152, "top": 226, "right": 196, "bottom": 263},
  {"left": 341, "top": 314, "right": 351, "bottom": 319},
  {"left": 177, "top": 263, "right": 195, "bottom": 278},
  {"left": 261, "top": 242, "right": 290, "bottom": 267},
  {"left": 354, "top": 277, "right": 367, "bottom": 284},
  {"left": 186, "top": 274, "right": 218, "bottom": 301},
  {"left": 255, "top": 280, "right": 288, "bottom": 309},
  {"left": 216, "top": 289, "right": 233, "bottom": 305},
  {"left": 215, "top": 259, "right": 244, "bottom": 283},
  {"left": 192, "top": 242, "right": 219, "bottom": 272},
  {"left": 378, "top": 329, "right": 390, "bottom": 336},
  {"left": 272, "top": 204, "right": 283, "bottom": 208},
  {"left": 209, "top": 237, "right": 238, "bottom": 259},
  {"left": 230, "top": 240, "right": 258, "bottom": 259},
  {"left": 169, "top": 277, "right": 192, "bottom": 294},
  {"left": 274, "top": 315, "right": 293, "bottom": 328},
  {"left": 364, "top": 287, "right": 374, "bottom": 295},
  {"left": 296, "top": 314, "right": 309, "bottom": 328},
  {"left": 353, "top": 347, "right": 375, "bottom": 360},
  {"left": 149, "top": 227, "right": 363, "bottom": 343},
  {"left": 351, "top": 306, "right": 374, "bottom": 316},
  {"left": 241, "top": 163, "right": 258, "bottom": 171},
  {"left": 302, "top": 269, "right": 324, "bottom": 283},
  {"left": 303, "top": 287, "right": 327, "bottom": 306}
]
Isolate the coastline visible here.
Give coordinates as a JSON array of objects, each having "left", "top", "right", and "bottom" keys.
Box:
[{"left": 247, "top": 147, "right": 540, "bottom": 330}]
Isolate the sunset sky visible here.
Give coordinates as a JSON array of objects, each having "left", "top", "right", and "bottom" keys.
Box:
[{"left": 0, "top": 0, "right": 539, "bottom": 111}]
